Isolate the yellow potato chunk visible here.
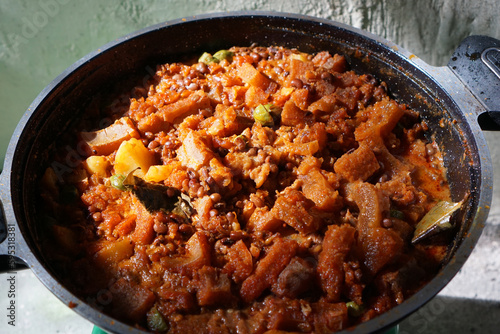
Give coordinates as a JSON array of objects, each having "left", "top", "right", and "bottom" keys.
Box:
[
  {"left": 114, "top": 138, "right": 155, "bottom": 176},
  {"left": 144, "top": 165, "right": 175, "bottom": 183},
  {"left": 83, "top": 155, "right": 110, "bottom": 177},
  {"left": 94, "top": 238, "right": 134, "bottom": 268},
  {"left": 176, "top": 130, "right": 214, "bottom": 171}
]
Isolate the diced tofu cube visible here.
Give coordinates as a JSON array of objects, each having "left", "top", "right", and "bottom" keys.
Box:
[
  {"left": 209, "top": 157, "right": 233, "bottom": 188},
  {"left": 192, "top": 195, "right": 213, "bottom": 226},
  {"left": 281, "top": 100, "right": 306, "bottom": 126},
  {"left": 240, "top": 237, "right": 298, "bottom": 303},
  {"left": 360, "top": 227, "right": 404, "bottom": 276},
  {"left": 312, "top": 301, "right": 348, "bottom": 333},
  {"left": 245, "top": 86, "right": 269, "bottom": 108},
  {"left": 194, "top": 266, "right": 233, "bottom": 306},
  {"left": 317, "top": 224, "right": 356, "bottom": 301},
  {"left": 248, "top": 206, "right": 282, "bottom": 231},
  {"left": 354, "top": 97, "right": 405, "bottom": 145},
  {"left": 334, "top": 144, "right": 379, "bottom": 182},
  {"left": 130, "top": 196, "right": 155, "bottom": 245},
  {"left": 109, "top": 278, "right": 155, "bottom": 323},
  {"left": 271, "top": 189, "right": 321, "bottom": 234},
  {"left": 298, "top": 157, "right": 342, "bottom": 212},
  {"left": 161, "top": 91, "right": 211, "bottom": 123},
  {"left": 345, "top": 181, "right": 388, "bottom": 231},
  {"left": 161, "top": 232, "right": 211, "bottom": 274},
  {"left": 288, "top": 58, "right": 314, "bottom": 84},
  {"left": 176, "top": 130, "right": 214, "bottom": 170},
  {"left": 237, "top": 62, "right": 276, "bottom": 92},
  {"left": 136, "top": 113, "right": 165, "bottom": 134},
  {"left": 94, "top": 238, "right": 134, "bottom": 268},
  {"left": 80, "top": 117, "right": 140, "bottom": 155},
  {"left": 137, "top": 91, "right": 211, "bottom": 132},
  {"left": 308, "top": 94, "right": 338, "bottom": 115},
  {"left": 223, "top": 240, "right": 253, "bottom": 283}
]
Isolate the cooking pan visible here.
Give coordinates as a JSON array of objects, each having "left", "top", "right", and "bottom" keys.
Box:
[{"left": 0, "top": 12, "right": 498, "bottom": 334}]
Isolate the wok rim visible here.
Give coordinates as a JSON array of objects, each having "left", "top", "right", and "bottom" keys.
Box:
[{"left": 1, "top": 10, "right": 493, "bottom": 334}]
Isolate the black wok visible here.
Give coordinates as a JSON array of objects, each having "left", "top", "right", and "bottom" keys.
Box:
[{"left": 0, "top": 12, "right": 499, "bottom": 334}]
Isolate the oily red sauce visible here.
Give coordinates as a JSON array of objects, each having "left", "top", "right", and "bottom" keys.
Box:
[{"left": 40, "top": 46, "right": 451, "bottom": 333}]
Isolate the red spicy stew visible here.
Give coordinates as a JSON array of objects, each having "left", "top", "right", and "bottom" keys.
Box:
[{"left": 40, "top": 45, "right": 453, "bottom": 333}]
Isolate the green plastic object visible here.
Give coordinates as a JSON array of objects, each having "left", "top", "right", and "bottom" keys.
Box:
[
  {"left": 91, "top": 327, "right": 108, "bottom": 334},
  {"left": 385, "top": 324, "right": 400, "bottom": 334}
]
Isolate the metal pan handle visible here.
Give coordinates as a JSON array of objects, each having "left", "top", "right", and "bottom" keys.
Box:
[
  {"left": 448, "top": 35, "right": 500, "bottom": 130},
  {"left": 0, "top": 172, "right": 29, "bottom": 273}
]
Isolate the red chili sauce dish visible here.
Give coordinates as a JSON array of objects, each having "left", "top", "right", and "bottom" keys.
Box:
[{"left": 40, "top": 45, "right": 455, "bottom": 333}]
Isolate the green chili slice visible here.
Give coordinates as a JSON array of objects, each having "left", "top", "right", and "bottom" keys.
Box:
[
  {"left": 110, "top": 174, "right": 127, "bottom": 191},
  {"left": 346, "top": 301, "right": 364, "bottom": 317},
  {"left": 199, "top": 52, "right": 216, "bottom": 65},
  {"left": 213, "top": 49, "right": 234, "bottom": 62},
  {"left": 254, "top": 103, "right": 281, "bottom": 126},
  {"left": 147, "top": 307, "right": 168, "bottom": 332}
]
